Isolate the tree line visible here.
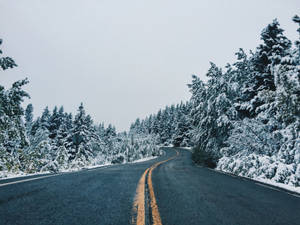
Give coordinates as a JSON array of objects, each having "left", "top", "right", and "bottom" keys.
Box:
[
  {"left": 130, "top": 16, "right": 300, "bottom": 187},
  {"left": 1, "top": 16, "right": 299, "bottom": 186},
  {"left": 0, "top": 42, "right": 160, "bottom": 176}
]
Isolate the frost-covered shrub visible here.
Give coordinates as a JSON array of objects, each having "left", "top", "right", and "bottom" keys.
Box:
[
  {"left": 218, "top": 152, "right": 300, "bottom": 187},
  {"left": 107, "top": 134, "right": 161, "bottom": 165},
  {"left": 111, "top": 156, "right": 124, "bottom": 164},
  {"left": 273, "top": 163, "right": 295, "bottom": 184}
]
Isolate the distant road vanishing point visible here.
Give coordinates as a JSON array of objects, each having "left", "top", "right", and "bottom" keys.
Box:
[{"left": 1, "top": 148, "right": 300, "bottom": 225}]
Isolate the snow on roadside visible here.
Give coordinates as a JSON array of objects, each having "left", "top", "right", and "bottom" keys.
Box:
[
  {"left": 58, "top": 163, "right": 112, "bottom": 172},
  {"left": 130, "top": 156, "right": 157, "bottom": 163},
  {"left": 84, "top": 163, "right": 112, "bottom": 169},
  {"left": 0, "top": 171, "right": 51, "bottom": 181},
  {"left": 217, "top": 152, "right": 300, "bottom": 194},
  {"left": 180, "top": 147, "right": 192, "bottom": 151},
  {"left": 158, "top": 145, "right": 192, "bottom": 151},
  {"left": 255, "top": 177, "right": 300, "bottom": 194},
  {"left": 215, "top": 167, "right": 300, "bottom": 194},
  {"left": 0, "top": 155, "right": 158, "bottom": 181}
]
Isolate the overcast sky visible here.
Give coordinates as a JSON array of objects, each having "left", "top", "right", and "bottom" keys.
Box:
[{"left": 1, "top": 0, "right": 299, "bottom": 131}]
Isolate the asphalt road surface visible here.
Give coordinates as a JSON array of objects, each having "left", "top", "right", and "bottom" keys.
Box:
[{"left": 1, "top": 148, "right": 300, "bottom": 225}]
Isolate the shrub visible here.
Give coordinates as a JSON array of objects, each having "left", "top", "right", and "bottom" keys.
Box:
[
  {"left": 192, "top": 146, "right": 218, "bottom": 168},
  {"left": 111, "top": 155, "right": 124, "bottom": 164}
]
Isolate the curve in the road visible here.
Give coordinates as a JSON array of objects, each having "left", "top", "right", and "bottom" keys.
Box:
[
  {"left": 2, "top": 148, "right": 299, "bottom": 225},
  {"left": 132, "top": 149, "right": 179, "bottom": 225}
]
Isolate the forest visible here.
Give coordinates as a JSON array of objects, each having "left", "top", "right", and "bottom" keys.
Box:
[
  {"left": 0, "top": 59, "right": 160, "bottom": 177},
  {"left": 1, "top": 16, "right": 300, "bottom": 188},
  {"left": 130, "top": 16, "right": 300, "bottom": 187}
]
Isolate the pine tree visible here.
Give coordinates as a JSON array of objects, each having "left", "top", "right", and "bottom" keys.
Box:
[
  {"left": 0, "top": 39, "right": 17, "bottom": 71},
  {"left": 253, "top": 19, "right": 291, "bottom": 91},
  {"left": 173, "top": 115, "right": 191, "bottom": 147},
  {"left": 40, "top": 107, "right": 51, "bottom": 131},
  {"left": 0, "top": 79, "right": 30, "bottom": 154},
  {"left": 0, "top": 42, "right": 29, "bottom": 173},
  {"left": 69, "top": 103, "right": 96, "bottom": 164},
  {"left": 25, "top": 104, "right": 34, "bottom": 136},
  {"left": 292, "top": 15, "right": 300, "bottom": 52},
  {"left": 49, "top": 106, "right": 61, "bottom": 139}
]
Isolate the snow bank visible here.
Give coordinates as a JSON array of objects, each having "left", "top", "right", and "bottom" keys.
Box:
[
  {"left": 0, "top": 171, "right": 51, "bottom": 180},
  {"left": 130, "top": 156, "right": 157, "bottom": 163},
  {"left": 0, "top": 153, "right": 159, "bottom": 181},
  {"left": 180, "top": 147, "right": 193, "bottom": 151},
  {"left": 217, "top": 152, "right": 300, "bottom": 193}
]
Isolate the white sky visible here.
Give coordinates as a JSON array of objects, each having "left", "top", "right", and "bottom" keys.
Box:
[{"left": 1, "top": 0, "right": 299, "bottom": 131}]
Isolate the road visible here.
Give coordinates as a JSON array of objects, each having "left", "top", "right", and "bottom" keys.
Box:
[{"left": 1, "top": 148, "right": 300, "bottom": 225}]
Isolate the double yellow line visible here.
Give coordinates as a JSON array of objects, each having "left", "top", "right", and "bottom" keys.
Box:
[{"left": 132, "top": 150, "right": 179, "bottom": 225}]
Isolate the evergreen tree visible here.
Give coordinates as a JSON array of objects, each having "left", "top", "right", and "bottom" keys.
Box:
[
  {"left": 173, "top": 115, "right": 191, "bottom": 147},
  {"left": 252, "top": 19, "right": 291, "bottom": 92},
  {"left": 0, "top": 79, "right": 30, "bottom": 154},
  {"left": 69, "top": 103, "right": 96, "bottom": 163},
  {"left": 49, "top": 106, "right": 61, "bottom": 139},
  {"left": 0, "top": 41, "right": 29, "bottom": 173},
  {"left": 40, "top": 107, "right": 51, "bottom": 131},
  {"left": 292, "top": 15, "right": 300, "bottom": 52},
  {"left": 24, "top": 103, "right": 34, "bottom": 148},
  {"left": 0, "top": 39, "right": 17, "bottom": 71},
  {"left": 25, "top": 104, "right": 34, "bottom": 131}
]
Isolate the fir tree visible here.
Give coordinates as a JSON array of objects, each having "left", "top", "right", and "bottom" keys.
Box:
[
  {"left": 253, "top": 19, "right": 291, "bottom": 91},
  {"left": 25, "top": 104, "right": 34, "bottom": 130},
  {"left": 0, "top": 39, "right": 17, "bottom": 71},
  {"left": 69, "top": 103, "right": 96, "bottom": 163}
]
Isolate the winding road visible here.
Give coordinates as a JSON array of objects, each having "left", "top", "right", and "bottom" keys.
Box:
[{"left": 1, "top": 148, "right": 300, "bottom": 225}]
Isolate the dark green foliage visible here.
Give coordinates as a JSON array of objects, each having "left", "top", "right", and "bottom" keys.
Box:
[
  {"left": 192, "top": 146, "right": 217, "bottom": 168},
  {"left": 111, "top": 155, "right": 124, "bottom": 164},
  {"left": 0, "top": 39, "right": 17, "bottom": 71},
  {"left": 25, "top": 104, "right": 33, "bottom": 126}
]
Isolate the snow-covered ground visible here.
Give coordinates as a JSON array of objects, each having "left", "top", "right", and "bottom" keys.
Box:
[
  {"left": 180, "top": 147, "right": 192, "bottom": 151},
  {"left": 217, "top": 151, "right": 300, "bottom": 194},
  {"left": 0, "top": 155, "right": 158, "bottom": 181},
  {"left": 130, "top": 156, "right": 157, "bottom": 163}
]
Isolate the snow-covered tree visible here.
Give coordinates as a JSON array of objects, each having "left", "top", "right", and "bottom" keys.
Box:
[
  {"left": 68, "top": 103, "right": 97, "bottom": 164},
  {"left": 0, "top": 41, "right": 29, "bottom": 174},
  {"left": 0, "top": 39, "right": 17, "bottom": 71},
  {"left": 24, "top": 103, "right": 33, "bottom": 132}
]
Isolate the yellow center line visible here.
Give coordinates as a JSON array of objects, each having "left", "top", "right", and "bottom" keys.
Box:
[
  {"left": 147, "top": 165, "right": 162, "bottom": 225},
  {"left": 132, "top": 150, "right": 179, "bottom": 225},
  {"left": 132, "top": 168, "right": 149, "bottom": 225}
]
